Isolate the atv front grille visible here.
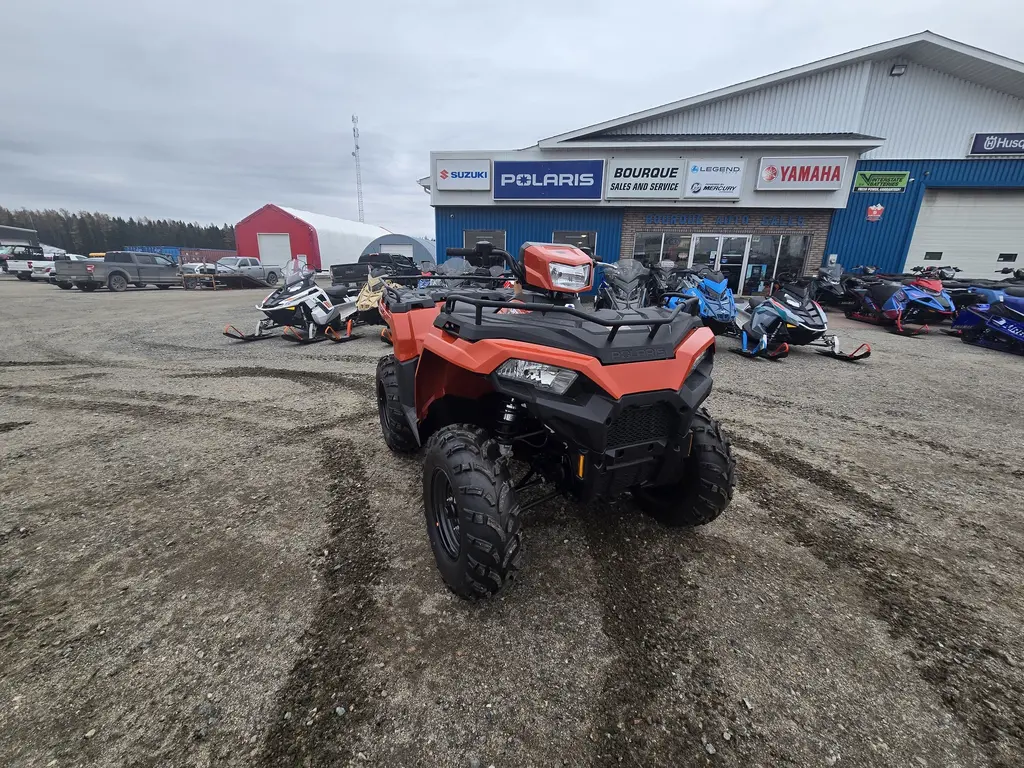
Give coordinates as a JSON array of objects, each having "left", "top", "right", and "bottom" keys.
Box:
[{"left": 606, "top": 403, "right": 676, "bottom": 448}]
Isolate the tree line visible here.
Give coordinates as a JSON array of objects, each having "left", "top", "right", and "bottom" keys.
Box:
[{"left": 0, "top": 207, "right": 235, "bottom": 254}]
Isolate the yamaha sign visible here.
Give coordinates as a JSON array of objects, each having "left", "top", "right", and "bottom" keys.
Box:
[
  {"left": 493, "top": 160, "right": 604, "bottom": 200},
  {"left": 969, "top": 133, "right": 1024, "bottom": 156},
  {"left": 435, "top": 159, "right": 491, "bottom": 191}
]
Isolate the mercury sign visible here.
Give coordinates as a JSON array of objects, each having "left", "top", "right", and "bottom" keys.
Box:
[
  {"left": 605, "top": 157, "right": 686, "bottom": 199},
  {"left": 756, "top": 156, "right": 848, "bottom": 191},
  {"left": 434, "top": 159, "right": 491, "bottom": 191},
  {"left": 683, "top": 160, "right": 745, "bottom": 200},
  {"left": 493, "top": 160, "right": 604, "bottom": 200}
]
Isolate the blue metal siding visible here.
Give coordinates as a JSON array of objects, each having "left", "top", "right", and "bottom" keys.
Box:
[
  {"left": 435, "top": 207, "right": 624, "bottom": 264},
  {"left": 825, "top": 159, "right": 1024, "bottom": 274},
  {"left": 124, "top": 245, "right": 182, "bottom": 261}
]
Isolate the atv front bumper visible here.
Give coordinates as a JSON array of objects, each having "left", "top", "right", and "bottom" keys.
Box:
[{"left": 494, "top": 353, "right": 714, "bottom": 502}]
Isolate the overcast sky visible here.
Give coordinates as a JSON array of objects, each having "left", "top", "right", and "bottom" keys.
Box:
[{"left": 2, "top": 0, "right": 1021, "bottom": 236}]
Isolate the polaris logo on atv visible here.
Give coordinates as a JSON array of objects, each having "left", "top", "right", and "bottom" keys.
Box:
[
  {"left": 494, "top": 160, "right": 604, "bottom": 200},
  {"left": 607, "top": 346, "right": 661, "bottom": 362}
]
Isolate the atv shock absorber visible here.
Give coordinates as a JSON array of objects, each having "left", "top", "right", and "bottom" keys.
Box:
[{"left": 495, "top": 397, "right": 525, "bottom": 456}]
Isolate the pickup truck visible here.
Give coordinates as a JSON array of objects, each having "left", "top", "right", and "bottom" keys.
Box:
[
  {"left": 180, "top": 256, "right": 280, "bottom": 285},
  {"left": 56, "top": 251, "right": 180, "bottom": 292},
  {"left": 2, "top": 245, "right": 48, "bottom": 280},
  {"left": 330, "top": 252, "right": 429, "bottom": 288}
]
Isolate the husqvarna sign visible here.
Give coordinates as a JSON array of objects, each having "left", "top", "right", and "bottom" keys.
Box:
[
  {"left": 435, "top": 159, "right": 491, "bottom": 191},
  {"left": 493, "top": 160, "right": 604, "bottom": 200},
  {"left": 969, "top": 133, "right": 1024, "bottom": 156}
]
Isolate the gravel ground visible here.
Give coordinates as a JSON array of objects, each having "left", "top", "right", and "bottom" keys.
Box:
[{"left": 1, "top": 275, "right": 1022, "bottom": 768}]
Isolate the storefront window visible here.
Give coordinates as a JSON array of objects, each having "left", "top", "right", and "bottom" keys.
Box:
[
  {"left": 662, "top": 234, "right": 691, "bottom": 263},
  {"left": 463, "top": 230, "right": 506, "bottom": 250},
  {"left": 552, "top": 231, "right": 596, "bottom": 252},
  {"left": 632, "top": 233, "right": 663, "bottom": 264},
  {"left": 776, "top": 235, "right": 811, "bottom": 278}
]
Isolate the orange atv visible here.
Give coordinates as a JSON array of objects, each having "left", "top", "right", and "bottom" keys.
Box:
[{"left": 376, "top": 242, "right": 735, "bottom": 599}]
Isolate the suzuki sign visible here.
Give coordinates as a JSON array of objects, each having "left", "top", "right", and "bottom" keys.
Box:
[
  {"left": 756, "top": 156, "right": 848, "bottom": 191},
  {"left": 435, "top": 159, "right": 491, "bottom": 191},
  {"left": 605, "top": 157, "right": 686, "bottom": 199},
  {"left": 493, "top": 160, "right": 604, "bottom": 200},
  {"left": 683, "top": 159, "right": 745, "bottom": 200}
]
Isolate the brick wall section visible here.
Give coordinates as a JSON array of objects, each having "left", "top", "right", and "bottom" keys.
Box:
[{"left": 619, "top": 207, "right": 834, "bottom": 275}]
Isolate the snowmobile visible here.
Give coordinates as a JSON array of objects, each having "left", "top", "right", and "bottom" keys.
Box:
[
  {"left": 844, "top": 274, "right": 954, "bottom": 335},
  {"left": 733, "top": 275, "right": 870, "bottom": 361},
  {"left": 808, "top": 263, "right": 856, "bottom": 308},
  {"left": 663, "top": 266, "right": 739, "bottom": 336},
  {"left": 594, "top": 258, "right": 651, "bottom": 310},
  {"left": 945, "top": 291, "right": 1024, "bottom": 354},
  {"left": 376, "top": 241, "right": 734, "bottom": 600},
  {"left": 223, "top": 260, "right": 358, "bottom": 344}
]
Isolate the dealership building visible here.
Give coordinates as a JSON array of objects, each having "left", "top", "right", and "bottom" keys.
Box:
[{"left": 423, "top": 31, "right": 1024, "bottom": 289}]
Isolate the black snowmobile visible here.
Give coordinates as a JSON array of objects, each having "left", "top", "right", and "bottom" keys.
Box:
[{"left": 594, "top": 258, "right": 651, "bottom": 310}]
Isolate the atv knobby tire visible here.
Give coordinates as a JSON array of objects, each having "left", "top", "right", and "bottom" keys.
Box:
[
  {"left": 633, "top": 408, "right": 735, "bottom": 527},
  {"left": 376, "top": 354, "right": 418, "bottom": 453},
  {"left": 423, "top": 425, "right": 524, "bottom": 600}
]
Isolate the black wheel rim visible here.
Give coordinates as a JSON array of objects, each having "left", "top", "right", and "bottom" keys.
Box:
[
  {"left": 376, "top": 382, "right": 392, "bottom": 430},
  {"left": 430, "top": 469, "right": 460, "bottom": 559}
]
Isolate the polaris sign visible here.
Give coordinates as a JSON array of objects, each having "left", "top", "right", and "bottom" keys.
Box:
[
  {"left": 605, "top": 157, "right": 686, "bottom": 199},
  {"left": 969, "top": 133, "right": 1024, "bottom": 156},
  {"left": 493, "top": 160, "right": 604, "bottom": 200},
  {"left": 683, "top": 159, "right": 745, "bottom": 200},
  {"left": 434, "top": 159, "right": 491, "bottom": 191}
]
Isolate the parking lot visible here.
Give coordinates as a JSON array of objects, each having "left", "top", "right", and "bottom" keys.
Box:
[{"left": 1, "top": 276, "right": 1022, "bottom": 768}]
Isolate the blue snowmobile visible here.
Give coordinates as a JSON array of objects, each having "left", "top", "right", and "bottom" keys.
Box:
[
  {"left": 662, "top": 266, "right": 739, "bottom": 336},
  {"left": 945, "top": 290, "right": 1024, "bottom": 355},
  {"left": 844, "top": 273, "right": 955, "bottom": 335},
  {"left": 733, "top": 275, "right": 870, "bottom": 362}
]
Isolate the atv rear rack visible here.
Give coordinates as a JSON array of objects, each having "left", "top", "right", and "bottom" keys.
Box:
[{"left": 441, "top": 294, "right": 699, "bottom": 341}]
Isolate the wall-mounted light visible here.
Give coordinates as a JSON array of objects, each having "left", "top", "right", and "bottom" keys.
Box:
[{"left": 889, "top": 63, "right": 908, "bottom": 77}]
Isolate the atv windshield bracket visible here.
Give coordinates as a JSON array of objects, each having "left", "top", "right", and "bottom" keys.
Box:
[{"left": 443, "top": 294, "right": 698, "bottom": 342}]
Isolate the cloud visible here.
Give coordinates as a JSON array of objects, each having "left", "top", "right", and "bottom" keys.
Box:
[{"left": 1, "top": 0, "right": 1020, "bottom": 238}]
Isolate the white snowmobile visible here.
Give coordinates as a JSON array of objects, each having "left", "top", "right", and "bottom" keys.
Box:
[{"left": 223, "top": 260, "right": 359, "bottom": 344}]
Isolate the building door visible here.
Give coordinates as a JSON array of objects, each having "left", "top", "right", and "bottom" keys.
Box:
[
  {"left": 688, "top": 235, "right": 751, "bottom": 293},
  {"left": 257, "top": 233, "right": 292, "bottom": 266},
  {"left": 905, "top": 189, "right": 1024, "bottom": 278}
]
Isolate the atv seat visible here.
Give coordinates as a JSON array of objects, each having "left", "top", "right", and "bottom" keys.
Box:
[{"left": 1004, "top": 286, "right": 1024, "bottom": 298}]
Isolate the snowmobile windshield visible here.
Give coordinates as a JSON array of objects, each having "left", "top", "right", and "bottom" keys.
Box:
[
  {"left": 610, "top": 259, "right": 648, "bottom": 283},
  {"left": 283, "top": 260, "right": 313, "bottom": 286},
  {"left": 820, "top": 264, "right": 843, "bottom": 281}
]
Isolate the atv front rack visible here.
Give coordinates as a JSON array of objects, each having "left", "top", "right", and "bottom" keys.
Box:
[{"left": 440, "top": 294, "right": 700, "bottom": 341}]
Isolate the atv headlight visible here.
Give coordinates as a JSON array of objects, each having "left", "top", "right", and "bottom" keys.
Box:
[
  {"left": 496, "top": 359, "right": 578, "bottom": 395},
  {"left": 549, "top": 263, "right": 590, "bottom": 291}
]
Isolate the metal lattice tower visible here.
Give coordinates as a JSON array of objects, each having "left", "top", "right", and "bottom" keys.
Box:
[{"left": 351, "top": 115, "right": 364, "bottom": 223}]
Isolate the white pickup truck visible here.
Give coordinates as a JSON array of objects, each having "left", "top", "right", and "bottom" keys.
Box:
[{"left": 3, "top": 245, "right": 49, "bottom": 280}]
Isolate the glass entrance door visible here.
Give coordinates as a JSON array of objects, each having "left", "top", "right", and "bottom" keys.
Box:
[
  {"left": 690, "top": 235, "right": 719, "bottom": 270},
  {"left": 688, "top": 235, "right": 751, "bottom": 293}
]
